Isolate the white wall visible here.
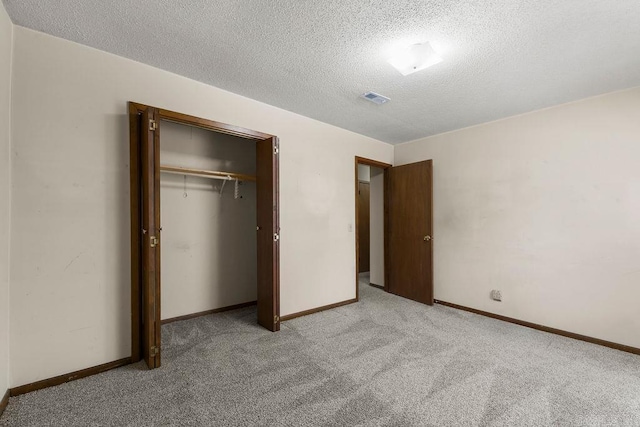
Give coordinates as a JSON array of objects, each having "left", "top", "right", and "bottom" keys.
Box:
[
  {"left": 160, "top": 121, "right": 257, "bottom": 320},
  {"left": 395, "top": 87, "right": 640, "bottom": 348},
  {"left": 9, "top": 27, "right": 393, "bottom": 387},
  {"left": 369, "top": 167, "right": 384, "bottom": 286},
  {"left": 357, "top": 164, "right": 370, "bottom": 182},
  {"left": 0, "top": 2, "right": 12, "bottom": 397}
]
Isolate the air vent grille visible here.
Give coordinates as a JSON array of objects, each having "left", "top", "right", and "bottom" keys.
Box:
[{"left": 361, "top": 91, "right": 390, "bottom": 105}]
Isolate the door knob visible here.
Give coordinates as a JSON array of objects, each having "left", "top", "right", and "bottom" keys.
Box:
[{"left": 423, "top": 235, "right": 432, "bottom": 241}]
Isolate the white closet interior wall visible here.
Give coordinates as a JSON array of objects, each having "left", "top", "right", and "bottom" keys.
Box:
[{"left": 160, "top": 121, "right": 257, "bottom": 320}]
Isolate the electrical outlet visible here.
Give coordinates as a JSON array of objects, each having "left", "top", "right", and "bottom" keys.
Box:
[{"left": 490, "top": 290, "right": 502, "bottom": 302}]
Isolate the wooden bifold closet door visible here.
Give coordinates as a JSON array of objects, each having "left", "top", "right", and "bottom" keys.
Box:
[
  {"left": 256, "top": 137, "right": 280, "bottom": 331},
  {"left": 141, "top": 107, "right": 161, "bottom": 368},
  {"left": 130, "top": 102, "right": 281, "bottom": 370}
]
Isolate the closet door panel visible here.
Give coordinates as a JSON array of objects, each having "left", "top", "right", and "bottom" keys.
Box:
[
  {"left": 256, "top": 137, "right": 280, "bottom": 331},
  {"left": 141, "top": 107, "right": 162, "bottom": 368}
]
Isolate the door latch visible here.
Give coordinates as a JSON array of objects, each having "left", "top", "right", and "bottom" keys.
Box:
[{"left": 150, "top": 236, "right": 158, "bottom": 247}]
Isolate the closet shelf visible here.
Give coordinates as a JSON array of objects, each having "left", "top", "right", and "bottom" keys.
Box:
[{"left": 160, "top": 165, "right": 256, "bottom": 182}]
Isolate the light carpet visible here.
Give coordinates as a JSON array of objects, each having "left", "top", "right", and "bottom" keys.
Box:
[{"left": 2, "top": 280, "right": 640, "bottom": 426}]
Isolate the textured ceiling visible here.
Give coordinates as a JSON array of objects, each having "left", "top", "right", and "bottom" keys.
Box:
[{"left": 4, "top": 1, "right": 640, "bottom": 144}]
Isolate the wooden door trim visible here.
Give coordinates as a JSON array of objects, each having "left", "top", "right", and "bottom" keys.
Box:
[
  {"left": 0, "top": 389, "right": 8, "bottom": 417},
  {"left": 161, "top": 301, "right": 257, "bottom": 325},
  {"left": 273, "top": 137, "right": 281, "bottom": 330},
  {"left": 354, "top": 157, "right": 392, "bottom": 301},
  {"left": 355, "top": 156, "right": 392, "bottom": 169},
  {"left": 129, "top": 103, "right": 143, "bottom": 362},
  {"left": 129, "top": 102, "right": 280, "bottom": 363},
  {"left": 9, "top": 357, "right": 132, "bottom": 397},
  {"left": 281, "top": 298, "right": 358, "bottom": 321},
  {"left": 129, "top": 102, "right": 274, "bottom": 141},
  {"left": 435, "top": 300, "right": 640, "bottom": 356}
]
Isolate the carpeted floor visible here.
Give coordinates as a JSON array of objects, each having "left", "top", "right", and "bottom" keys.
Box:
[{"left": 2, "top": 278, "right": 640, "bottom": 426}]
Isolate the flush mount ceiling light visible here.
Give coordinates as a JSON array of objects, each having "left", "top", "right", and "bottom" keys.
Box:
[{"left": 387, "top": 42, "right": 442, "bottom": 76}]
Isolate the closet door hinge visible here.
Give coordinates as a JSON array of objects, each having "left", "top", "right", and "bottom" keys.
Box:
[
  {"left": 273, "top": 233, "right": 279, "bottom": 242},
  {"left": 274, "top": 315, "right": 279, "bottom": 324},
  {"left": 149, "top": 119, "right": 158, "bottom": 131},
  {"left": 150, "top": 346, "right": 159, "bottom": 357}
]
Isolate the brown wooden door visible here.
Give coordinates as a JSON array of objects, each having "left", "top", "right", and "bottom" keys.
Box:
[
  {"left": 388, "top": 160, "right": 433, "bottom": 305},
  {"left": 256, "top": 137, "right": 280, "bottom": 331},
  {"left": 358, "top": 182, "right": 371, "bottom": 272},
  {"left": 141, "top": 107, "right": 161, "bottom": 367}
]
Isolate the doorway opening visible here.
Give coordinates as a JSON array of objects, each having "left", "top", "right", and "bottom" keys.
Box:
[
  {"left": 129, "top": 102, "right": 280, "bottom": 369},
  {"left": 354, "top": 157, "right": 391, "bottom": 299},
  {"left": 354, "top": 156, "right": 435, "bottom": 305}
]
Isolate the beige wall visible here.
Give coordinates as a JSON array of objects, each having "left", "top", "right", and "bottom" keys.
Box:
[
  {"left": 9, "top": 27, "right": 393, "bottom": 387},
  {"left": 356, "top": 163, "right": 384, "bottom": 282},
  {"left": 160, "top": 121, "right": 257, "bottom": 320},
  {"left": 0, "top": 2, "right": 12, "bottom": 397},
  {"left": 369, "top": 168, "right": 384, "bottom": 286},
  {"left": 395, "top": 87, "right": 640, "bottom": 348}
]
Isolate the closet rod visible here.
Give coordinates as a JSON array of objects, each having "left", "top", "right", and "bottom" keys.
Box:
[{"left": 160, "top": 165, "right": 256, "bottom": 182}]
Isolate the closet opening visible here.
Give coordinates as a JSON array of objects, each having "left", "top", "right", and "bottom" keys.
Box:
[
  {"left": 159, "top": 121, "right": 258, "bottom": 324},
  {"left": 129, "top": 103, "right": 280, "bottom": 369}
]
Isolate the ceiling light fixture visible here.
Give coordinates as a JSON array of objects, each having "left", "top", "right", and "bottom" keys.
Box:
[{"left": 387, "top": 42, "right": 442, "bottom": 76}]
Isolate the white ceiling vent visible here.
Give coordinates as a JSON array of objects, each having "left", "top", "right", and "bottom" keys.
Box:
[{"left": 361, "top": 92, "right": 390, "bottom": 105}]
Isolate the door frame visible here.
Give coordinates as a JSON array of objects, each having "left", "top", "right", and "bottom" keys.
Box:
[
  {"left": 129, "top": 102, "right": 280, "bottom": 363},
  {"left": 354, "top": 157, "right": 392, "bottom": 301}
]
